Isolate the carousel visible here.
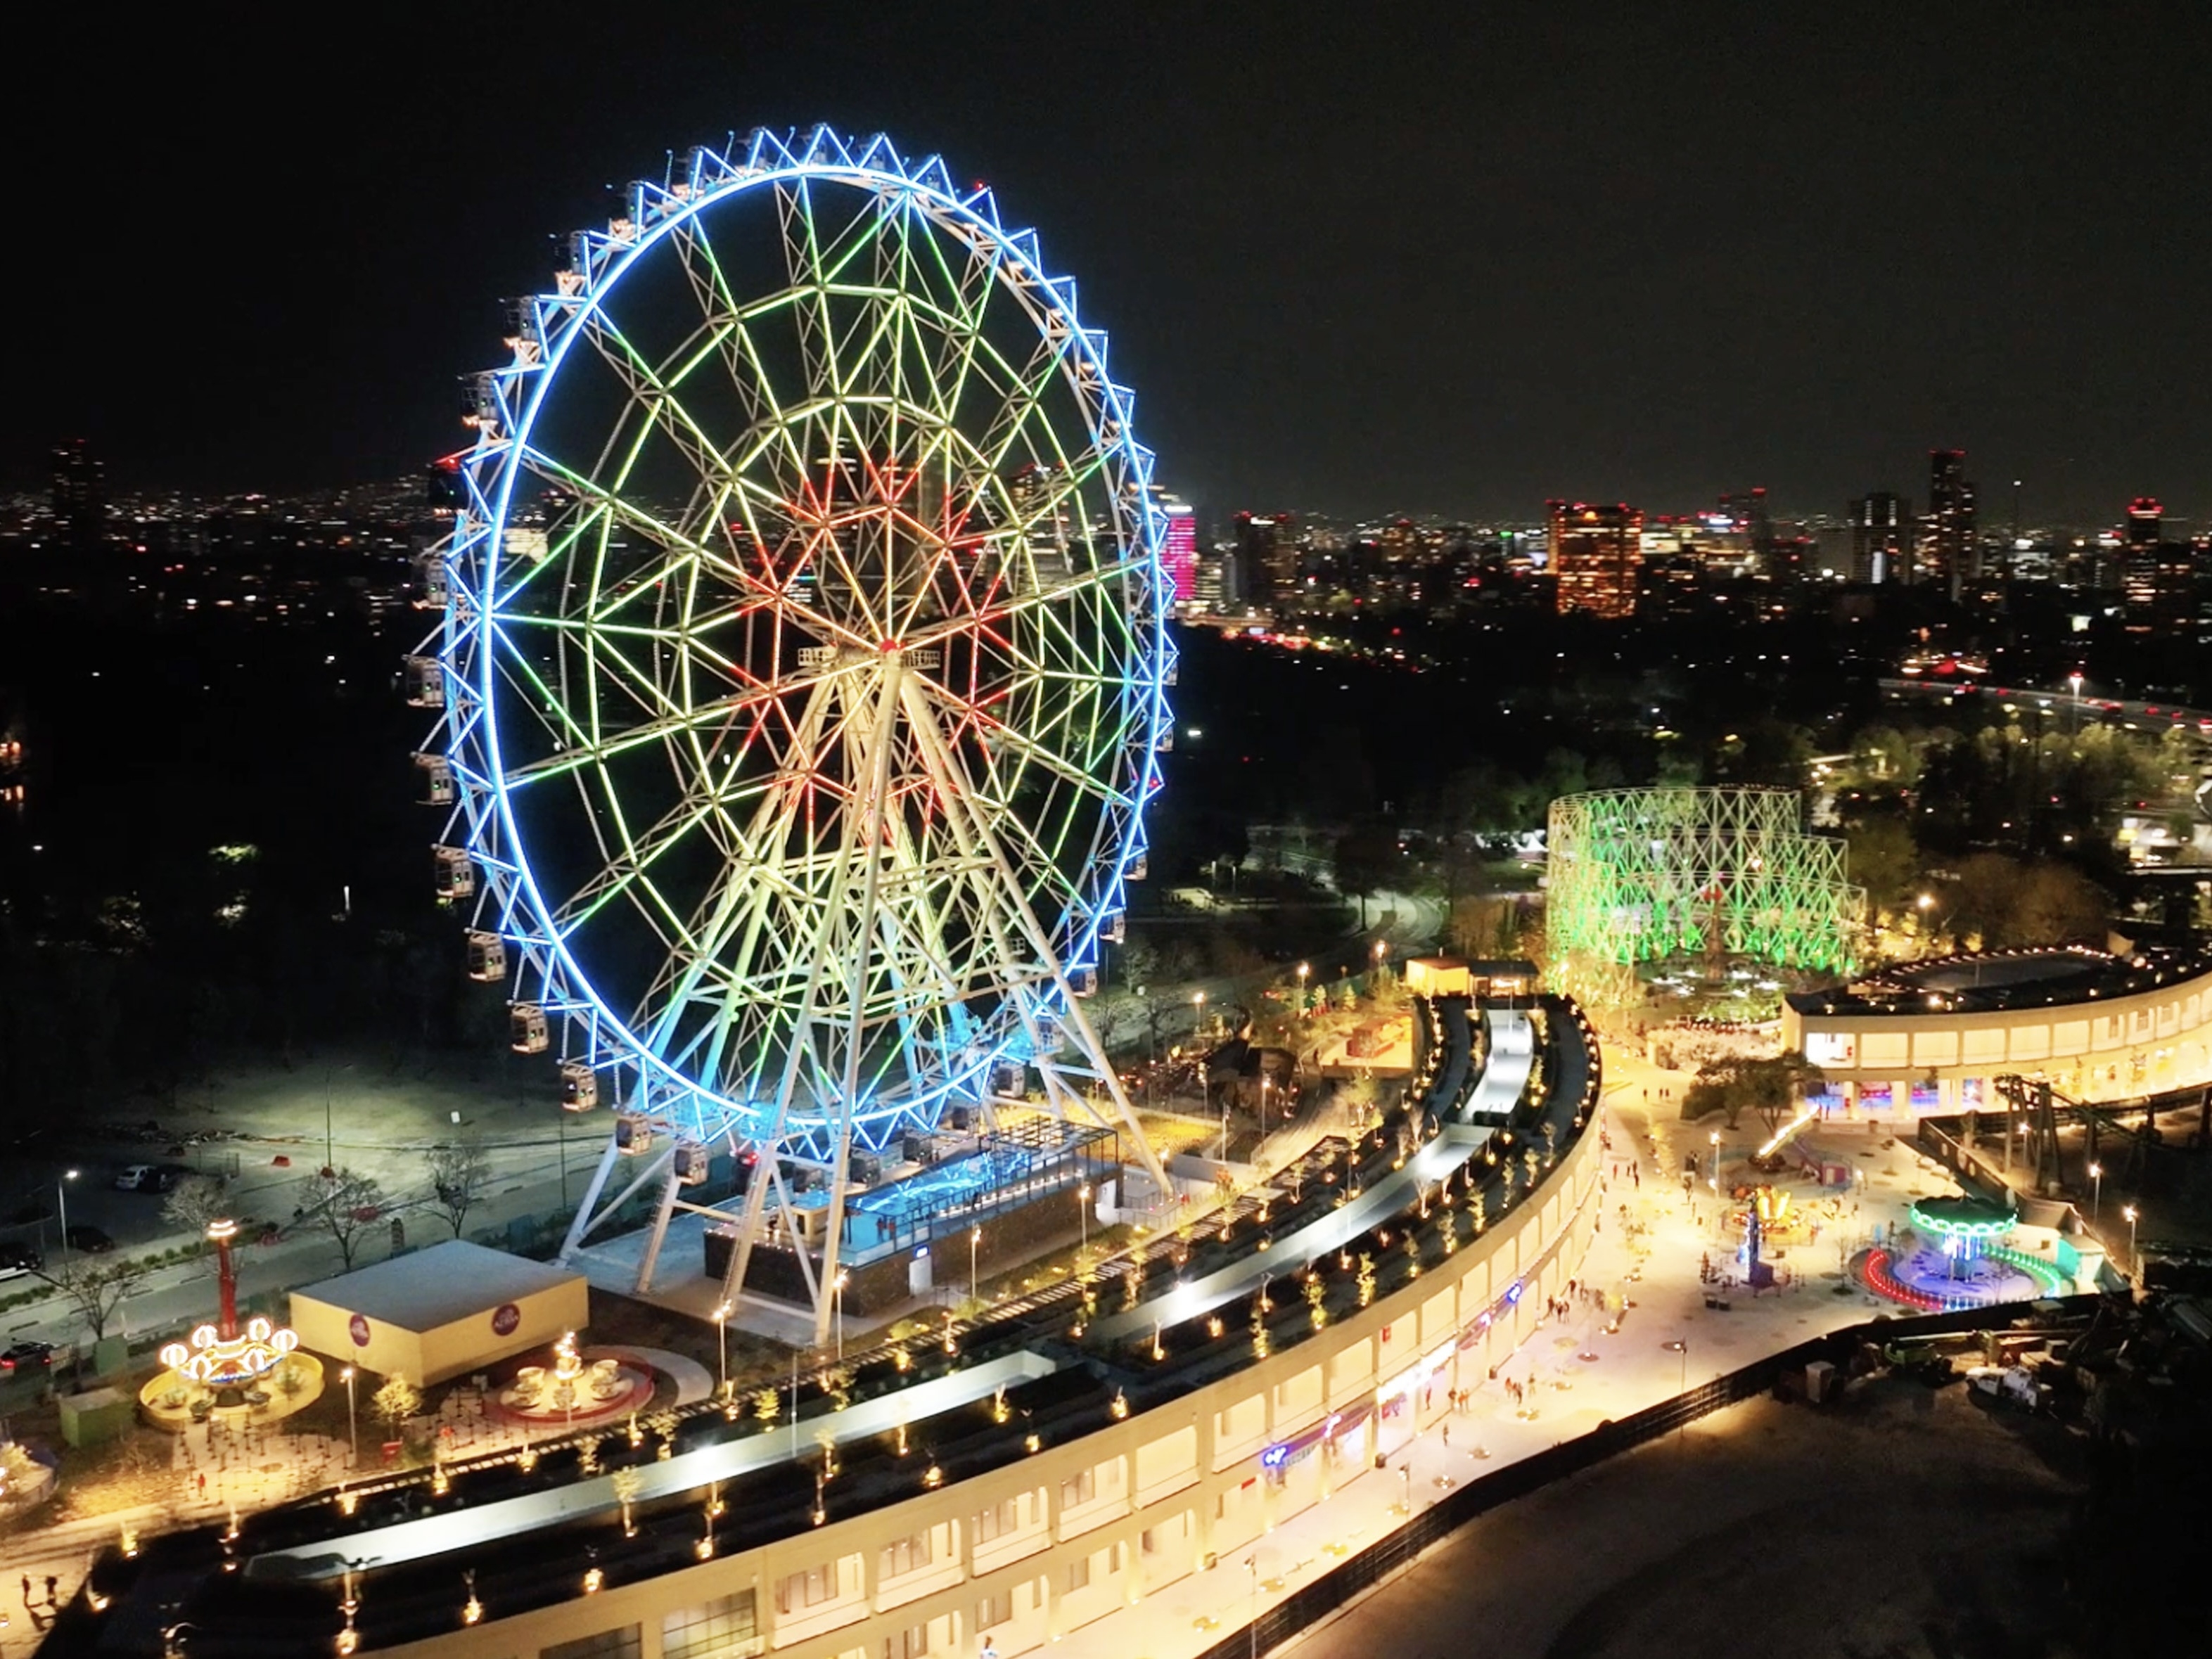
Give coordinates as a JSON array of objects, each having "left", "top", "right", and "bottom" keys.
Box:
[{"left": 140, "top": 1219, "right": 325, "bottom": 1430}]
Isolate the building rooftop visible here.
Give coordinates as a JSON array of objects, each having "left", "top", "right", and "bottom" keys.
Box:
[{"left": 292, "top": 1241, "right": 583, "bottom": 1333}]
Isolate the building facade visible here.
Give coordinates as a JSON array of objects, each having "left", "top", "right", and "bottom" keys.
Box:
[
  {"left": 1547, "top": 501, "right": 1643, "bottom": 619},
  {"left": 1783, "top": 949, "right": 2212, "bottom": 1116}
]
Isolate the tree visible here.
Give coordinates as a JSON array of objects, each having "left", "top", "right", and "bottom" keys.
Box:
[
  {"left": 1678, "top": 1051, "right": 1825, "bottom": 1134},
  {"left": 423, "top": 1137, "right": 494, "bottom": 1239},
  {"left": 1331, "top": 821, "right": 1397, "bottom": 928},
  {"left": 39, "top": 1258, "right": 148, "bottom": 1344},
  {"left": 161, "top": 1173, "right": 229, "bottom": 1238},
  {"left": 298, "top": 1166, "right": 385, "bottom": 1270},
  {"left": 371, "top": 1374, "right": 421, "bottom": 1431},
  {"left": 2007, "top": 861, "right": 2108, "bottom": 947},
  {"left": 1846, "top": 819, "right": 1920, "bottom": 916}
]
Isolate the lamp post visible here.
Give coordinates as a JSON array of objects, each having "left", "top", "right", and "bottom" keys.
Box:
[
  {"left": 1193, "top": 987, "right": 1206, "bottom": 1039},
  {"left": 1258, "top": 1074, "right": 1273, "bottom": 1164},
  {"left": 1708, "top": 1131, "right": 1720, "bottom": 1194},
  {"left": 56, "top": 1167, "right": 77, "bottom": 1258},
  {"left": 969, "top": 1226, "right": 980, "bottom": 1308},
  {"left": 711, "top": 1301, "right": 731, "bottom": 1401},
  {"left": 1372, "top": 939, "right": 1388, "bottom": 993},
  {"left": 2123, "top": 1204, "right": 2140, "bottom": 1278},
  {"left": 1296, "top": 961, "right": 1310, "bottom": 1014},
  {"left": 2068, "top": 670, "right": 2084, "bottom": 745},
  {"left": 833, "top": 1272, "right": 849, "bottom": 1363},
  {"left": 340, "top": 1366, "right": 358, "bottom": 1466},
  {"left": 1243, "top": 1554, "right": 1258, "bottom": 1659},
  {"left": 2088, "top": 1161, "right": 2103, "bottom": 1224},
  {"left": 1078, "top": 1183, "right": 1090, "bottom": 1263}
]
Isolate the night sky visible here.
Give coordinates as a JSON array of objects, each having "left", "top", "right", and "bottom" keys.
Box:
[{"left": 12, "top": 1, "right": 2210, "bottom": 523}]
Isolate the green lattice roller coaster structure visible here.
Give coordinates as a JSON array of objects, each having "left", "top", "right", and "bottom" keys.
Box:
[{"left": 1546, "top": 788, "right": 1862, "bottom": 985}]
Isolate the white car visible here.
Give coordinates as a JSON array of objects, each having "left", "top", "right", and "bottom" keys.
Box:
[{"left": 115, "top": 1165, "right": 153, "bottom": 1191}]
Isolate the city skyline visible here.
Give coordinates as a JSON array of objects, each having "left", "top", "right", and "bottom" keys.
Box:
[{"left": 7, "top": 3, "right": 2211, "bottom": 520}]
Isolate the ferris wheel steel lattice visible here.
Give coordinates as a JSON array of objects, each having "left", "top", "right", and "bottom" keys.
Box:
[{"left": 412, "top": 127, "right": 1176, "bottom": 1339}]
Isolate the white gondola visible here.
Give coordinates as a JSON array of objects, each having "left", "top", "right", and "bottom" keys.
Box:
[
  {"left": 1070, "top": 964, "right": 1098, "bottom": 997},
  {"left": 433, "top": 846, "right": 475, "bottom": 902},
  {"left": 673, "top": 1142, "right": 710, "bottom": 1184},
  {"left": 1126, "top": 852, "right": 1148, "bottom": 882},
  {"left": 1033, "top": 1013, "right": 1064, "bottom": 1055},
  {"left": 560, "top": 1061, "right": 599, "bottom": 1112},
  {"left": 509, "top": 1004, "right": 549, "bottom": 1055},
  {"left": 413, "top": 754, "right": 455, "bottom": 807},
  {"left": 1163, "top": 655, "right": 1179, "bottom": 686},
  {"left": 993, "top": 1060, "right": 1028, "bottom": 1098},
  {"left": 1154, "top": 726, "right": 1173, "bottom": 752},
  {"left": 464, "top": 931, "right": 506, "bottom": 982},
  {"left": 404, "top": 656, "right": 445, "bottom": 709},
  {"left": 615, "top": 1115, "right": 653, "bottom": 1155},
  {"left": 1101, "top": 909, "right": 1126, "bottom": 944},
  {"left": 414, "top": 552, "right": 449, "bottom": 610}
]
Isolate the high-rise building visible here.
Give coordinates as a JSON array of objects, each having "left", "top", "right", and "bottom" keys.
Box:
[
  {"left": 1716, "top": 487, "right": 1773, "bottom": 570},
  {"left": 1848, "top": 492, "right": 1910, "bottom": 584},
  {"left": 1924, "top": 449, "right": 1976, "bottom": 598},
  {"left": 1547, "top": 500, "right": 1643, "bottom": 619},
  {"left": 2121, "top": 497, "right": 2195, "bottom": 637},
  {"left": 1158, "top": 497, "right": 1198, "bottom": 604},
  {"left": 1232, "top": 513, "right": 1293, "bottom": 608},
  {"left": 49, "top": 437, "right": 106, "bottom": 550}
]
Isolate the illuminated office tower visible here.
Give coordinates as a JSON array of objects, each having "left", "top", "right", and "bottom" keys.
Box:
[
  {"left": 49, "top": 437, "right": 106, "bottom": 551},
  {"left": 1924, "top": 449, "right": 1976, "bottom": 598},
  {"left": 1547, "top": 499, "right": 1644, "bottom": 618},
  {"left": 2121, "top": 497, "right": 2194, "bottom": 637},
  {"left": 1848, "top": 491, "right": 1910, "bottom": 584},
  {"left": 1159, "top": 497, "right": 1198, "bottom": 603}
]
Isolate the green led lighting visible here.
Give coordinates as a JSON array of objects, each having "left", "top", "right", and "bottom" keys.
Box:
[{"left": 1545, "top": 787, "right": 1861, "bottom": 987}]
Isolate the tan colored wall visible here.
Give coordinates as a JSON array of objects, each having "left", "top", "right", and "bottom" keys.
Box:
[
  {"left": 378, "top": 1120, "right": 1606, "bottom": 1659},
  {"left": 417, "top": 1278, "right": 591, "bottom": 1386},
  {"left": 290, "top": 1293, "right": 426, "bottom": 1388}
]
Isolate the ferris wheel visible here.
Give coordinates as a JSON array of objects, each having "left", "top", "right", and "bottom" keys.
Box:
[{"left": 410, "top": 128, "right": 1175, "bottom": 1338}]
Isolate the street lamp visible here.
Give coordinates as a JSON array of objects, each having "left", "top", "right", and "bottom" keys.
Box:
[
  {"left": 2068, "top": 670, "right": 2084, "bottom": 744},
  {"left": 1258, "top": 1074, "right": 1274, "bottom": 1163},
  {"left": 340, "top": 1366, "right": 359, "bottom": 1466},
  {"left": 711, "top": 1301, "right": 731, "bottom": 1401},
  {"left": 1193, "top": 987, "right": 1206, "bottom": 1037},
  {"left": 2123, "top": 1204, "right": 2140, "bottom": 1278},
  {"left": 1078, "top": 1183, "right": 1091, "bottom": 1263},
  {"left": 969, "top": 1226, "right": 981, "bottom": 1307},
  {"left": 833, "top": 1272, "right": 849, "bottom": 1364},
  {"left": 56, "top": 1167, "right": 78, "bottom": 1257},
  {"left": 2088, "top": 1161, "right": 2103, "bottom": 1224},
  {"left": 1708, "top": 1131, "right": 1720, "bottom": 1193},
  {"left": 1296, "top": 961, "right": 1310, "bottom": 1013}
]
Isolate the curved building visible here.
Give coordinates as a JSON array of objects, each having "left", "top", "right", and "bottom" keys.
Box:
[
  {"left": 68, "top": 1002, "right": 1607, "bottom": 1659},
  {"left": 1782, "top": 945, "right": 2212, "bottom": 1115}
]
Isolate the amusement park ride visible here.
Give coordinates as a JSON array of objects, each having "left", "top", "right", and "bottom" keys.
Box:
[{"left": 411, "top": 129, "right": 1178, "bottom": 1343}]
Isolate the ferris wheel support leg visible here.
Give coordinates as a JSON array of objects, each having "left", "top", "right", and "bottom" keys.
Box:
[
  {"left": 634, "top": 1152, "right": 685, "bottom": 1295},
  {"left": 558, "top": 1132, "right": 626, "bottom": 1264},
  {"left": 897, "top": 674, "right": 1173, "bottom": 1203}
]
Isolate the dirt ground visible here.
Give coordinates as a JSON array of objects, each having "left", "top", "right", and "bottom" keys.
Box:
[{"left": 1293, "top": 1378, "right": 2092, "bottom": 1659}]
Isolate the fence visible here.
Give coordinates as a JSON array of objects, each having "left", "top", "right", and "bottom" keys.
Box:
[{"left": 1191, "top": 1295, "right": 2097, "bottom": 1659}]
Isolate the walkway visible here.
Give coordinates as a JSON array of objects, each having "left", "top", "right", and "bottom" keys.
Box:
[{"left": 1047, "top": 1094, "right": 1952, "bottom": 1659}]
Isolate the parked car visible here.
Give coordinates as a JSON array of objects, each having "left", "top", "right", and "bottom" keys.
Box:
[
  {"left": 63, "top": 1225, "right": 114, "bottom": 1253},
  {"left": 0, "top": 1243, "right": 39, "bottom": 1282},
  {"left": 115, "top": 1165, "right": 154, "bottom": 1191},
  {"left": 1, "top": 1340, "right": 55, "bottom": 1370}
]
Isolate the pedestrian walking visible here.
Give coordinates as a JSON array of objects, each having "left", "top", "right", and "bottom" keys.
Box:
[
  {"left": 20, "top": 1575, "right": 30, "bottom": 1606},
  {"left": 44, "top": 1576, "right": 57, "bottom": 1606}
]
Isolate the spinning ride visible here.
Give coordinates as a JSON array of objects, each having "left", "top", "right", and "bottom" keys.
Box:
[{"left": 414, "top": 128, "right": 1175, "bottom": 1340}]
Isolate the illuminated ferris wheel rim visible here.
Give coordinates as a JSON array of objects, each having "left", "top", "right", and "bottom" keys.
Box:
[{"left": 435, "top": 125, "right": 1175, "bottom": 1148}]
